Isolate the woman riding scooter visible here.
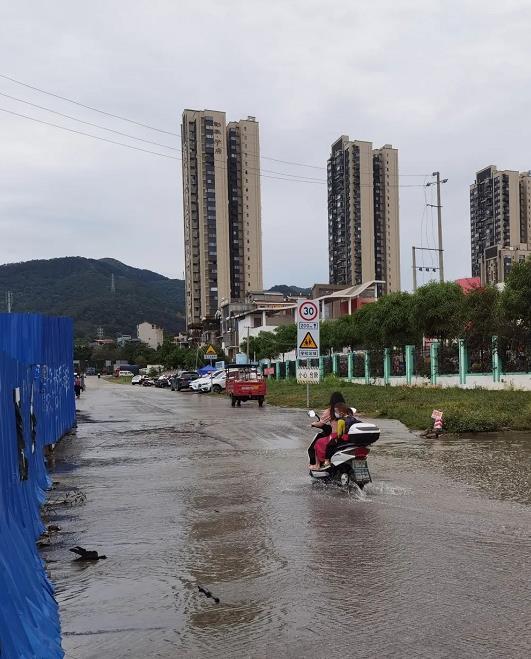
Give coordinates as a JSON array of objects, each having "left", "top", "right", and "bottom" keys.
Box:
[
  {"left": 308, "top": 391, "right": 350, "bottom": 468},
  {"left": 310, "top": 402, "right": 355, "bottom": 469}
]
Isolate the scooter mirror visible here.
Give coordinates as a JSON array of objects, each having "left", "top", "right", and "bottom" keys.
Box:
[{"left": 307, "top": 410, "right": 316, "bottom": 418}]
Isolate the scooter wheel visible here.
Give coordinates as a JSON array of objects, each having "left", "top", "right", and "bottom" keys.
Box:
[{"left": 340, "top": 472, "right": 350, "bottom": 487}]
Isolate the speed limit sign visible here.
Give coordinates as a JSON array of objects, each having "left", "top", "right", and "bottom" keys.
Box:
[
  {"left": 297, "top": 300, "right": 320, "bottom": 359},
  {"left": 297, "top": 300, "right": 319, "bottom": 322}
]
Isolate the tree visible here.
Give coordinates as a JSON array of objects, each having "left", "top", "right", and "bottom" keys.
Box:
[
  {"left": 119, "top": 340, "right": 153, "bottom": 363},
  {"left": 274, "top": 324, "right": 296, "bottom": 351},
  {"left": 501, "top": 257, "right": 531, "bottom": 334},
  {"left": 326, "top": 314, "right": 360, "bottom": 350},
  {"left": 412, "top": 282, "right": 466, "bottom": 340},
  {"left": 375, "top": 292, "right": 419, "bottom": 347},
  {"left": 241, "top": 332, "right": 275, "bottom": 361},
  {"left": 351, "top": 302, "right": 386, "bottom": 348},
  {"left": 74, "top": 343, "right": 93, "bottom": 362},
  {"left": 463, "top": 286, "right": 500, "bottom": 347}
]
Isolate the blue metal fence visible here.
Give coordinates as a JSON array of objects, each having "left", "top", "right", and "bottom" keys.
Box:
[{"left": 0, "top": 313, "right": 75, "bottom": 658}]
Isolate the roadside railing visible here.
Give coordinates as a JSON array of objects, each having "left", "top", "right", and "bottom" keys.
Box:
[{"left": 272, "top": 335, "right": 530, "bottom": 388}]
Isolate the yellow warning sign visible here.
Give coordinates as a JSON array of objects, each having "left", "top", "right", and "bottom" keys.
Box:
[
  {"left": 299, "top": 332, "right": 318, "bottom": 350},
  {"left": 205, "top": 344, "right": 217, "bottom": 355}
]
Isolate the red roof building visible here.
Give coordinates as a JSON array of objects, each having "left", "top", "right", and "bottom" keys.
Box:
[{"left": 455, "top": 277, "right": 481, "bottom": 294}]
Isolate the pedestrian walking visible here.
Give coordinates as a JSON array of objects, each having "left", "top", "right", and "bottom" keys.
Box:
[{"left": 74, "top": 375, "right": 81, "bottom": 399}]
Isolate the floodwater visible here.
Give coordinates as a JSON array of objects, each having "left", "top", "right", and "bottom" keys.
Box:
[{"left": 44, "top": 378, "right": 531, "bottom": 658}]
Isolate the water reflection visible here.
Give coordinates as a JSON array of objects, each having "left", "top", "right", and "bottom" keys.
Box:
[{"left": 379, "top": 431, "right": 531, "bottom": 504}]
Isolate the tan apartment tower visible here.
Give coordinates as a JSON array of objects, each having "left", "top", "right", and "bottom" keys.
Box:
[
  {"left": 373, "top": 145, "right": 400, "bottom": 293},
  {"left": 181, "top": 110, "right": 263, "bottom": 328},
  {"left": 470, "top": 166, "right": 531, "bottom": 283},
  {"left": 327, "top": 136, "right": 400, "bottom": 293},
  {"left": 227, "top": 117, "right": 263, "bottom": 301}
]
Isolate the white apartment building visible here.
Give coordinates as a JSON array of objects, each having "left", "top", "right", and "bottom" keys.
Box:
[{"left": 137, "top": 322, "right": 164, "bottom": 350}]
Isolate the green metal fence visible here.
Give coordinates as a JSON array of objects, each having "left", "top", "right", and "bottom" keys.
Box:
[{"left": 273, "top": 336, "right": 530, "bottom": 385}]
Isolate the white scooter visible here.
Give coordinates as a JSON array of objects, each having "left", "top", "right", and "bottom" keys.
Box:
[{"left": 307, "top": 410, "right": 380, "bottom": 489}]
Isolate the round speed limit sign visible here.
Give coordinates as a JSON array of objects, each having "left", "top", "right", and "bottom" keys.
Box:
[{"left": 298, "top": 300, "right": 318, "bottom": 322}]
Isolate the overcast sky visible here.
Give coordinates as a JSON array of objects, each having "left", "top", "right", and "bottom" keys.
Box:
[{"left": 1, "top": 1, "right": 530, "bottom": 290}]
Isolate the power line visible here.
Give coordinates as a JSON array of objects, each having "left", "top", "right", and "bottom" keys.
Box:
[
  {"left": 0, "top": 103, "right": 429, "bottom": 188},
  {"left": 0, "top": 72, "right": 324, "bottom": 170},
  {"left": 261, "top": 155, "right": 324, "bottom": 170},
  {"left": 0, "top": 90, "right": 178, "bottom": 151},
  {"left": 0, "top": 106, "right": 181, "bottom": 160},
  {"left": 0, "top": 72, "right": 432, "bottom": 176},
  {"left": 0, "top": 72, "right": 179, "bottom": 137},
  {"left": 0, "top": 106, "right": 328, "bottom": 184}
]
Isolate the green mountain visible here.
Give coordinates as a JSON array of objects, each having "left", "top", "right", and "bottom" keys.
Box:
[
  {"left": 0, "top": 257, "right": 185, "bottom": 339},
  {"left": 269, "top": 284, "right": 312, "bottom": 297},
  {"left": 0, "top": 256, "right": 313, "bottom": 340}
]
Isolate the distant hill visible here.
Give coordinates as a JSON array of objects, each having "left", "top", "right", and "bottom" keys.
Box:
[
  {"left": 0, "top": 257, "right": 185, "bottom": 339},
  {"left": 269, "top": 284, "right": 311, "bottom": 297},
  {"left": 0, "top": 256, "right": 313, "bottom": 340}
]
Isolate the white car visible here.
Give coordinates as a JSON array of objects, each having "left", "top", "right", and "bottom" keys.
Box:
[
  {"left": 200, "top": 371, "right": 226, "bottom": 393},
  {"left": 118, "top": 370, "right": 134, "bottom": 377},
  {"left": 131, "top": 375, "right": 144, "bottom": 385},
  {"left": 190, "top": 370, "right": 223, "bottom": 392}
]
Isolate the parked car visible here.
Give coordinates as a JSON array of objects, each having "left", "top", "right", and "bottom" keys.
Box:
[
  {"left": 171, "top": 371, "right": 199, "bottom": 391},
  {"left": 131, "top": 375, "right": 144, "bottom": 385},
  {"left": 118, "top": 370, "right": 134, "bottom": 377},
  {"left": 190, "top": 370, "right": 223, "bottom": 392},
  {"left": 155, "top": 375, "right": 171, "bottom": 388},
  {"left": 200, "top": 371, "right": 227, "bottom": 393}
]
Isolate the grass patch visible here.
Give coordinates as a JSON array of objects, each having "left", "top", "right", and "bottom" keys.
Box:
[
  {"left": 104, "top": 376, "right": 134, "bottom": 385},
  {"left": 266, "top": 377, "right": 531, "bottom": 433}
]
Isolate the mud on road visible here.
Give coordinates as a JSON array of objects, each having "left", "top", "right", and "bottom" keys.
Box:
[{"left": 44, "top": 378, "right": 531, "bottom": 658}]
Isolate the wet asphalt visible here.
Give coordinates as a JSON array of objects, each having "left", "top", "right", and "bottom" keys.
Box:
[{"left": 43, "top": 377, "right": 531, "bottom": 658}]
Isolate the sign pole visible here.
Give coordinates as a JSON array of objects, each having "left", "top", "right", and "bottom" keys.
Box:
[{"left": 306, "top": 357, "right": 310, "bottom": 409}]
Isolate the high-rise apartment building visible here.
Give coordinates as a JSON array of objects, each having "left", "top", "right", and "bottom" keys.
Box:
[
  {"left": 327, "top": 136, "right": 400, "bottom": 294},
  {"left": 181, "top": 110, "right": 263, "bottom": 328},
  {"left": 373, "top": 145, "right": 400, "bottom": 292},
  {"left": 227, "top": 118, "right": 263, "bottom": 302},
  {"left": 470, "top": 166, "right": 531, "bottom": 282}
]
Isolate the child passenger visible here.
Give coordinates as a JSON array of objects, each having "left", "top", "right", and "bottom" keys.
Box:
[{"left": 310, "top": 402, "right": 355, "bottom": 469}]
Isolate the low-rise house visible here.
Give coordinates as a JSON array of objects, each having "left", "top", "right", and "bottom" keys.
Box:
[{"left": 137, "top": 322, "right": 164, "bottom": 350}]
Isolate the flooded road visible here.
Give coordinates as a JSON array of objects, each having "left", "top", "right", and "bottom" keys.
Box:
[{"left": 45, "top": 378, "right": 531, "bottom": 658}]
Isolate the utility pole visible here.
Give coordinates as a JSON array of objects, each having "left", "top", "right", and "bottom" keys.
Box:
[
  {"left": 411, "top": 247, "right": 440, "bottom": 291},
  {"left": 6, "top": 291, "right": 13, "bottom": 312},
  {"left": 412, "top": 247, "right": 417, "bottom": 291},
  {"left": 426, "top": 172, "right": 448, "bottom": 283}
]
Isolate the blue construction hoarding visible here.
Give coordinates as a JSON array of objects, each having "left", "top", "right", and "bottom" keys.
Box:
[{"left": 0, "top": 313, "right": 75, "bottom": 658}]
